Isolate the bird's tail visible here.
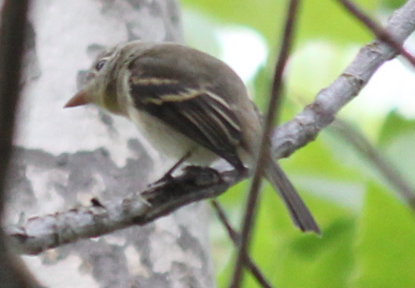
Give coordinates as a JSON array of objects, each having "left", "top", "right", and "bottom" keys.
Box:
[{"left": 264, "top": 159, "right": 320, "bottom": 234}]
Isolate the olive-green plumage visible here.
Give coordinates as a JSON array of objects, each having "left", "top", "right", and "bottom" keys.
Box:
[{"left": 65, "top": 41, "right": 320, "bottom": 234}]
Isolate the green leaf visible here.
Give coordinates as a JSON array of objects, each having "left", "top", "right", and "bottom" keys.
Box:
[{"left": 351, "top": 182, "right": 415, "bottom": 288}]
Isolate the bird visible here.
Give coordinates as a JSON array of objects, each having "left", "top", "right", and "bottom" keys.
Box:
[{"left": 64, "top": 41, "right": 320, "bottom": 234}]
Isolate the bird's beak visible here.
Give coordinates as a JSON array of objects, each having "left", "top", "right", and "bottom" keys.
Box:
[{"left": 64, "top": 90, "right": 89, "bottom": 108}]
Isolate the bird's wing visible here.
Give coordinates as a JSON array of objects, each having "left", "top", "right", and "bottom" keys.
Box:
[{"left": 128, "top": 76, "right": 244, "bottom": 169}]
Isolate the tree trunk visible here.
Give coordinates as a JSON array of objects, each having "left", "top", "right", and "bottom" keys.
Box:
[{"left": 4, "top": 1, "right": 215, "bottom": 287}]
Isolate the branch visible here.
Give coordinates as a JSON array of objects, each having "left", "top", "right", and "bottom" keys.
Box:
[
  {"left": 335, "top": 0, "right": 415, "bottom": 66},
  {"left": 329, "top": 119, "right": 415, "bottom": 207},
  {"left": 231, "top": 0, "right": 300, "bottom": 287},
  {"left": 211, "top": 200, "right": 273, "bottom": 288},
  {"left": 7, "top": 0, "right": 415, "bottom": 256},
  {"left": 271, "top": 0, "right": 415, "bottom": 159},
  {"left": 8, "top": 167, "right": 241, "bottom": 255}
]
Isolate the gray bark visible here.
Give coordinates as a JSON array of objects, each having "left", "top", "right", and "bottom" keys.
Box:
[{"left": 5, "top": 1, "right": 215, "bottom": 287}]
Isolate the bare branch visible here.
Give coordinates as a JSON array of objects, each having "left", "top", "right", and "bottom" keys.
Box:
[
  {"left": 8, "top": 167, "right": 241, "bottom": 255},
  {"left": 230, "top": 0, "right": 301, "bottom": 287},
  {"left": 211, "top": 200, "right": 273, "bottom": 288},
  {"left": 329, "top": 119, "right": 415, "bottom": 207},
  {"left": 6, "top": 0, "right": 415, "bottom": 260},
  {"left": 335, "top": 0, "right": 415, "bottom": 66},
  {"left": 272, "top": 0, "right": 415, "bottom": 159}
]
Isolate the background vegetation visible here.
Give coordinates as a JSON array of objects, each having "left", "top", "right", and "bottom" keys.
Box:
[{"left": 180, "top": 0, "right": 415, "bottom": 287}]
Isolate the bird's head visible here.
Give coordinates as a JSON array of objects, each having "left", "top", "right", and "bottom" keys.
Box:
[{"left": 64, "top": 41, "right": 158, "bottom": 114}]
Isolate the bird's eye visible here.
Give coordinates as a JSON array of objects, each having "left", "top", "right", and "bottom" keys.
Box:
[{"left": 95, "top": 59, "right": 107, "bottom": 71}]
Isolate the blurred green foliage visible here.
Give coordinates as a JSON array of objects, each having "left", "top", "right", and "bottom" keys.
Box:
[
  {"left": 351, "top": 182, "right": 415, "bottom": 288},
  {"left": 381, "top": 0, "right": 407, "bottom": 9},
  {"left": 182, "top": 0, "right": 375, "bottom": 45},
  {"left": 181, "top": 0, "right": 415, "bottom": 287}
]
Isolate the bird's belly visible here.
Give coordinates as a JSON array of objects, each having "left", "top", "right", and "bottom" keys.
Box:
[{"left": 128, "top": 109, "right": 219, "bottom": 165}]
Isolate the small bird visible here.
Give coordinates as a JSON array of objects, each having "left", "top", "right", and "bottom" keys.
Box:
[{"left": 65, "top": 41, "right": 320, "bottom": 234}]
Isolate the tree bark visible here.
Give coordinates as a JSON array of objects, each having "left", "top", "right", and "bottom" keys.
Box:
[{"left": 4, "top": 1, "right": 215, "bottom": 287}]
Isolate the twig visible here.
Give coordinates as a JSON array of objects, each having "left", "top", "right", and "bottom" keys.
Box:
[
  {"left": 335, "top": 0, "right": 415, "bottom": 66},
  {"left": 230, "top": 1, "right": 300, "bottom": 287},
  {"left": 271, "top": 0, "right": 415, "bottom": 160},
  {"left": 7, "top": 0, "right": 415, "bottom": 260},
  {"left": 329, "top": 119, "right": 415, "bottom": 207},
  {"left": 211, "top": 200, "right": 273, "bottom": 288}
]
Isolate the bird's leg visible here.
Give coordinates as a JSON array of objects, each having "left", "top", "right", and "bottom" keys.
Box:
[
  {"left": 235, "top": 164, "right": 250, "bottom": 179},
  {"left": 152, "top": 151, "right": 192, "bottom": 185},
  {"left": 164, "top": 151, "right": 192, "bottom": 178}
]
